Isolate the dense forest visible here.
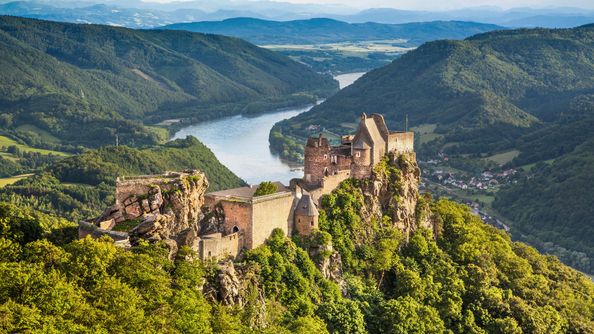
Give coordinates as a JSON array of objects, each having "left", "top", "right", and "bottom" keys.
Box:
[
  {"left": 0, "top": 137, "right": 245, "bottom": 222},
  {"left": 0, "top": 156, "right": 592, "bottom": 333},
  {"left": 271, "top": 24, "right": 594, "bottom": 274},
  {"left": 0, "top": 15, "right": 337, "bottom": 150}
]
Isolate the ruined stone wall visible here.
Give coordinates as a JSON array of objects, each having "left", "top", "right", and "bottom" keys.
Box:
[
  {"left": 115, "top": 174, "right": 180, "bottom": 207},
  {"left": 328, "top": 151, "right": 352, "bottom": 174},
  {"left": 251, "top": 192, "right": 295, "bottom": 249},
  {"left": 308, "top": 171, "right": 351, "bottom": 204},
  {"left": 219, "top": 200, "right": 253, "bottom": 248},
  {"left": 388, "top": 132, "right": 414, "bottom": 153},
  {"left": 200, "top": 232, "right": 242, "bottom": 260},
  {"left": 351, "top": 164, "right": 373, "bottom": 180}
]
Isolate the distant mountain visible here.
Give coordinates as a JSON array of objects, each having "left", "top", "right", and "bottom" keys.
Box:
[
  {"left": 0, "top": 1, "right": 207, "bottom": 28},
  {"left": 336, "top": 7, "right": 594, "bottom": 28},
  {"left": 271, "top": 24, "right": 594, "bottom": 273},
  {"left": 1, "top": 1, "right": 593, "bottom": 29},
  {"left": 0, "top": 16, "right": 337, "bottom": 149},
  {"left": 0, "top": 1, "right": 351, "bottom": 27},
  {"left": 160, "top": 18, "right": 503, "bottom": 45}
]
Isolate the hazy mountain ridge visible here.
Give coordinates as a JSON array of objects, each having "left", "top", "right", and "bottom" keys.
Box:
[
  {"left": 1, "top": 1, "right": 593, "bottom": 28},
  {"left": 160, "top": 18, "right": 504, "bottom": 45}
]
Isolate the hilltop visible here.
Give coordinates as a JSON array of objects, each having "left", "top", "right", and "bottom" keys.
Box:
[
  {"left": 161, "top": 18, "right": 503, "bottom": 46},
  {"left": 271, "top": 24, "right": 594, "bottom": 273},
  {"left": 0, "top": 15, "right": 337, "bottom": 150}
]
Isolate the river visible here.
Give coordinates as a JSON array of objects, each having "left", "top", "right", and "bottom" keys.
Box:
[{"left": 172, "top": 72, "right": 365, "bottom": 185}]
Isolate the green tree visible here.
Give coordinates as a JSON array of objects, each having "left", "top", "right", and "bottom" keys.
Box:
[{"left": 254, "top": 181, "right": 278, "bottom": 197}]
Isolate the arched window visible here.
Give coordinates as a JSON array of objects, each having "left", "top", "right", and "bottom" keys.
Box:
[
  {"left": 232, "top": 225, "right": 239, "bottom": 233},
  {"left": 310, "top": 221, "right": 314, "bottom": 226}
]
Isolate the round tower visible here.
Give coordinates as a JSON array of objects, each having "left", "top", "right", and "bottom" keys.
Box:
[
  {"left": 304, "top": 134, "right": 331, "bottom": 186},
  {"left": 294, "top": 194, "right": 319, "bottom": 236}
]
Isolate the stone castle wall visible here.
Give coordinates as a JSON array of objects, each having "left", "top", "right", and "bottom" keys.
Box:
[
  {"left": 251, "top": 192, "right": 295, "bottom": 249},
  {"left": 388, "top": 132, "right": 414, "bottom": 153},
  {"left": 308, "top": 171, "right": 351, "bottom": 204},
  {"left": 200, "top": 232, "right": 242, "bottom": 260}
]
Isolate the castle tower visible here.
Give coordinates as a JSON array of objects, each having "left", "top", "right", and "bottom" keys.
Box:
[
  {"left": 294, "top": 194, "right": 319, "bottom": 236},
  {"left": 303, "top": 133, "right": 331, "bottom": 186}
]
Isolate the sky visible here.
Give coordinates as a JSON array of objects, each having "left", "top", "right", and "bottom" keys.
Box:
[{"left": 146, "top": 0, "right": 594, "bottom": 10}]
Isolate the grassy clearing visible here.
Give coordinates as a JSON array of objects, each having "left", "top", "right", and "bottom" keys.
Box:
[
  {"left": 516, "top": 158, "right": 556, "bottom": 172},
  {"left": 411, "top": 123, "right": 437, "bottom": 134},
  {"left": 0, "top": 174, "right": 33, "bottom": 188},
  {"left": 484, "top": 150, "right": 521, "bottom": 166},
  {"left": 411, "top": 123, "right": 444, "bottom": 145},
  {"left": 15, "top": 124, "right": 61, "bottom": 144},
  {"left": 145, "top": 126, "right": 170, "bottom": 143},
  {"left": 0, "top": 135, "right": 68, "bottom": 156}
]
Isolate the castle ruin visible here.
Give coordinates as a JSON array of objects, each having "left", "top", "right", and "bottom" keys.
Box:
[{"left": 79, "top": 113, "right": 414, "bottom": 261}]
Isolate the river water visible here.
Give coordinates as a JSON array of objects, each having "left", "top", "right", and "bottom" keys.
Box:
[{"left": 172, "top": 72, "right": 365, "bottom": 185}]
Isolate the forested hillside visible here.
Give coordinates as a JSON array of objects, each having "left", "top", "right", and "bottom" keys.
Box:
[
  {"left": 0, "top": 136, "right": 245, "bottom": 221},
  {"left": 162, "top": 18, "right": 502, "bottom": 45},
  {"left": 275, "top": 25, "right": 594, "bottom": 148},
  {"left": 0, "top": 156, "right": 592, "bottom": 333},
  {"left": 271, "top": 24, "right": 594, "bottom": 273},
  {"left": 0, "top": 16, "right": 337, "bottom": 150}
]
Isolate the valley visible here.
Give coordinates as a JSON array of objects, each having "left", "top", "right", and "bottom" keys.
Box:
[{"left": 0, "top": 4, "right": 593, "bottom": 333}]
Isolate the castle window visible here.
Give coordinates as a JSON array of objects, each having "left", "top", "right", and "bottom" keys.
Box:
[
  {"left": 323, "top": 154, "right": 328, "bottom": 159},
  {"left": 311, "top": 222, "right": 314, "bottom": 226},
  {"left": 232, "top": 226, "right": 239, "bottom": 233},
  {"left": 356, "top": 152, "right": 361, "bottom": 158},
  {"left": 208, "top": 251, "right": 212, "bottom": 257},
  {"left": 298, "top": 219, "right": 301, "bottom": 223}
]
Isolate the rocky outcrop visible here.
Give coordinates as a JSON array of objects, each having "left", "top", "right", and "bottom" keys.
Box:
[
  {"left": 360, "top": 152, "right": 432, "bottom": 240},
  {"left": 216, "top": 261, "right": 243, "bottom": 306},
  {"left": 309, "top": 243, "right": 347, "bottom": 296},
  {"left": 81, "top": 170, "right": 209, "bottom": 258},
  {"left": 198, "top": 204, "right": 226, "bottom": 236}
]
